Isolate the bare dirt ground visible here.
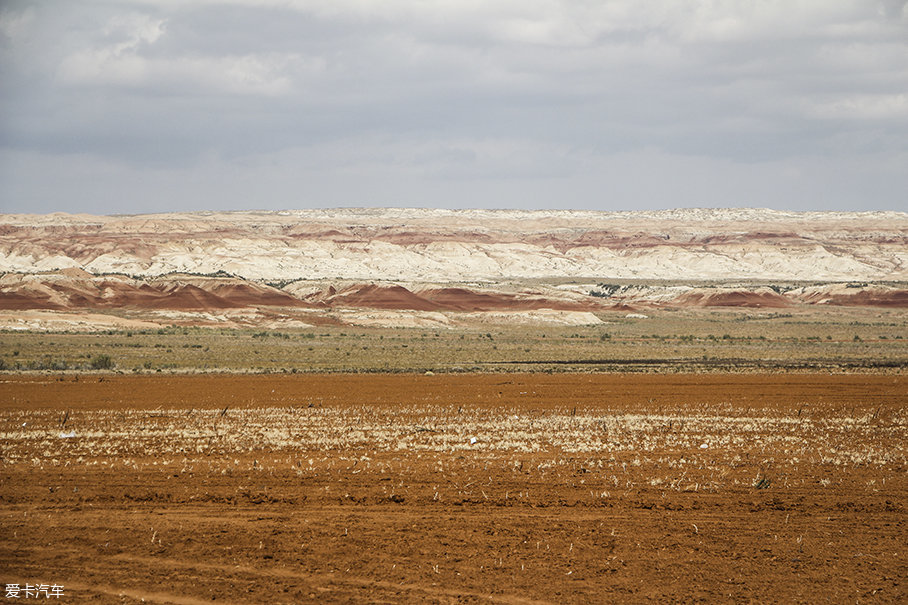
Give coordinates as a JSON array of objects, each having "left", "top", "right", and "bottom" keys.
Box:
[{"left": 1, "top": 374, "right": 906, "bottom": 603}]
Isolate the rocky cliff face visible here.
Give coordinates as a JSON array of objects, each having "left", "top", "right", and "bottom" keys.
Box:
[
  {"left": 2, "top": 208, "right": 906, "bottom": 281},
  {"left": 1, "top": 209, "right": 905, "bottom": 328}
]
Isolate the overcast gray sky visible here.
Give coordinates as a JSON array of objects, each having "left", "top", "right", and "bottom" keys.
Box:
[{"left": 1, "top": 0, "right": 906, "bottom": 214}]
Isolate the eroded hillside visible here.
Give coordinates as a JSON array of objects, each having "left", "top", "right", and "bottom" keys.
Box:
[{"left": 1, "top": 208, "right": 906, "bottom": 329}]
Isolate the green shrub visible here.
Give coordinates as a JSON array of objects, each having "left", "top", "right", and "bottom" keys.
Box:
[{"left": 90, "top": 354, "right": 114, "bottom": 370}]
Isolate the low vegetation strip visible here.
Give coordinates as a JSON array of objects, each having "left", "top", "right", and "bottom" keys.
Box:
[
  {"left": 498, "top": 357, "right": 908, "bottom": 371},
  {"left": 1, "top": 303, "right": 906, "bottom": 374}
]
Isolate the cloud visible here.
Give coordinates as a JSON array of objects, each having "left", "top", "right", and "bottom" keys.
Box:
[
  {"left": 809, "top": 93, "right": 908, "bottom": 121},
  {"left": 55, "top": 12, "right": 307, "bottom": 96},
  {"left": 1, "top": 0, "right": 907, "bottom": 212},
  {"left": 60, "top": 48, "right": 305, "bottom": 96},
  {"left": 56, "top": 14, "right": 166, "bottom": 86}
]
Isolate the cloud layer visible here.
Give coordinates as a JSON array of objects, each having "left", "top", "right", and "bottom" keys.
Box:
[{"left": 1, "top": 1, "right": 906, "bottom": 213}]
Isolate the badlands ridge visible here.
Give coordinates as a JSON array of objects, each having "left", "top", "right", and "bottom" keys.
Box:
[{"left": 1, "top": 208, "right": 906, "bottom": 329}]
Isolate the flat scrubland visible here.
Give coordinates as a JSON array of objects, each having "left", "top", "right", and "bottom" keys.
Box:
[
  {"left": 1, "top": 305, "right": 906, "bottom": 603},
  {"left": 0, "top": 373, "right": 906, "bottom": 603},
  {"left": 1, "top": 306, "right": 906, "bottom": 374}
]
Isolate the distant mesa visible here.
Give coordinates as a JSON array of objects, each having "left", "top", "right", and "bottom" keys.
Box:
[
  {"left": 2, "top": 208, "right": 905, "bottom": 282},
  {"left": 1, "top": 208, "right": 906, "bottom": 328}
]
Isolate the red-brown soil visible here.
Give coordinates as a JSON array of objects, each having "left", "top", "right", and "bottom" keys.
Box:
[
  {"left": 0, "top": 291, "right": 62, "bottom": 310},
  {"left": 324, "top": 284, "right": 443, "bottom": 311},
  {"left": 0, "top": 273, "right": 600, "bottom": 315},
  {"left": 822, "top": 290, "right": 908, "bottom": 308},
  {"left": 419, "top": 288, "right": 595, "bottom": 312},
  {"left": 298, "top": 284, "right": 598, "bottom": 313},
  {"left": 674, "top": 289, "right": 792, "bottom": 308},
  {"left": 2, "top": 270, "right": 906, "bottom": 328},
  {"left": 1, "top": 373, "right": 906, "bottom": 603},
  {"left": 0, "top": 274, "right": 309, "bottom": 312}
]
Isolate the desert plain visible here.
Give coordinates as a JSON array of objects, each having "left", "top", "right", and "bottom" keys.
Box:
[{"left": 1, "top": 209, "right": 907, "bottom": 603}]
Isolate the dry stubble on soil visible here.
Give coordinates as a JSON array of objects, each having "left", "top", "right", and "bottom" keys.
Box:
[{"left": 1, "top": 374, "right": 906, "bottom": 603}]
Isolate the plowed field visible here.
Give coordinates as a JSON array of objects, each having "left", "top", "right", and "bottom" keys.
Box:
[{"left": 1, "top": 374, "right": 906, "bottom": 603}]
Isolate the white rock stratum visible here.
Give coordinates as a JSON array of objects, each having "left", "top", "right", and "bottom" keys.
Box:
[{"left": 1, "top": 208, "right": 906, "bottom": 282}]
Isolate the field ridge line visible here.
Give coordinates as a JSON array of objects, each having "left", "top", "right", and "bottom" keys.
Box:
[
  {"left": 52, "top": 580, "right": 244, "bottom": 605},
  {"left": 112, "top": 553, "right": 556, "bottom": 605}
]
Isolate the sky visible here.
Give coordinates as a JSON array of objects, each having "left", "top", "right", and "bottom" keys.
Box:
[{"left": 1, "top": 0, "right": 906, "bottom": 214}]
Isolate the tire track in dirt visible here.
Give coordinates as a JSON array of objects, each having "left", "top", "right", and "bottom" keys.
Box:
[
  {"left": 6, "top": 545, "right": 554, "bottom": 605},
  {"left": 46, "top": 580, "right": 242, "bottom": 605},
  {"left": 111, "top": 553, "right": 556, "bottom": 605}
]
